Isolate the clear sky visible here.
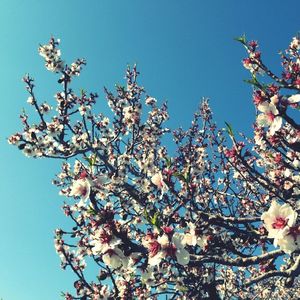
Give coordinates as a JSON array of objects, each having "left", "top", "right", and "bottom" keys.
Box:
[{"left": 0, "top": 0, "right": 300, "bottom": 299}]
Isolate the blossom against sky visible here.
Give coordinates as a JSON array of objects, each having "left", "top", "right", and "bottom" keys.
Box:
[{"left": 1, "top": 0, "right": 300, "bottom": 299}]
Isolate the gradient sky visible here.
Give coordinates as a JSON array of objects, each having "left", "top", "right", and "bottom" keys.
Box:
[{"left": 1, "top": 1, "right": 300, "bottom": 299}]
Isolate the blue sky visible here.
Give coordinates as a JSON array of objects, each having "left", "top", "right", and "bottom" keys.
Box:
[{"left": 0, "top": 0, "right": 300, "bottom": 299}]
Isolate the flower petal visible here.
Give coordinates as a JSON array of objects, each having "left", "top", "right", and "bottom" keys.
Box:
[
  {"left": 257, "top": 102, "right": 271, "bottom": 113},
  {"left": 288, "top": 94, "right": 300, "bottom": 103},
  {"left": 257, "top": 114, "right": 271, "bottom": 127},
  {"left": 269, "top": 116, "right": 282, "bottom": 135},
  {"left": 268, "top": 103, "right": 279, "bottom": 115},
  {"left": 148, "top": 252, "right": 164, "bottom": 266},
  {"left": 176, "top": 248, "right": 190, "bottom": 265}
]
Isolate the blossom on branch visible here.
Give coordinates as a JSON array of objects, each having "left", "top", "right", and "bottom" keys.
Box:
[
  {"left": 256, "top": 102, "right": 282, "bottom": 135},
  {"left": 261, "top": 200, "right": 299, "bottom": 253},
  {"left": 183, "top": 222, "right": 208, "bottom": 249},
  {"left": 38, "top": 37, "right": 64, "bottom": 73},
  {"left": 9, "top": 35, "right": 300, "bottom": 299},
  {"left": 288, "top": 94, "right": 300, "bottom": 104},
  {"left": 143, "top": 231, "right": 190, "bottom": 266},
  {"left": 69, "top": 178, "right": 91, "bottom": 203},
  {"left": 151, "top": 171, "right": 169, "bottom": 196}
]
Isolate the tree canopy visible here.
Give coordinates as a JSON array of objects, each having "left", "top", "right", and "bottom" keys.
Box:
[{"left": 9, "top": 36, "right": 300, "bottom": 299}]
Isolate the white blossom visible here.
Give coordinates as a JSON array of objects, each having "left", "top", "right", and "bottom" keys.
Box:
[
  {"left": 69, "top": 178, "right": 91, "bottom": 203},
  {"left": 261, "top": 200, "right": 298, "bottom": 253},
  {"left": 151, "top": 172, "right": 169, "bottom": 196},
  {"left": 183, "top": 223, "right": 208, "bottom": 249},
  {"left": 256, "top": 102, "right": 282, "bottom": 135},
  {"left": 261, "top": 200, "right": 297, "bottom": 240},
  {"left": 288, "top": 94, "right": 300, "bottom": 104}
]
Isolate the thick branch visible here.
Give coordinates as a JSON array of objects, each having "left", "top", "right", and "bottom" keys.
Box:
[
  {"left": 191, "top": 249, "right": 283, "bottom": 267},
  {"left": 245, "top": 254, "right": 300, "bottom": 287}
]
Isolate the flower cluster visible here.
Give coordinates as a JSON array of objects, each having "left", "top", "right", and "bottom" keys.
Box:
[
  {"left": 9, "top": 36, "right": 300, "bottom": 299},
  {"left": 142, "top": 229, "right": 191, "bottom": 266},
  {"left": 261, "top": 201, "right": 299, "bottom": 254},
  {"left": 38, "top": 37, "right": 64, "bottom": 72}
]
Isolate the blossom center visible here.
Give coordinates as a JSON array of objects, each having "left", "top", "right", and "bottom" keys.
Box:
[
  {"left": 105, "top": 249, "right": 116, "bottom": 257},
  {"left": 158, "top": 180, "right": 164, "bottom": 189},
  {"left": 149, "top": 241, "right": 161, "bottom": 257},
  {"left": 99, "top": 232, "right": 112, "bottom": 244},
  {"left": 79, "top": 186, "right": 88, "bottom": 196},
  {"left": 266, "top": 111, "right": 275, "bottom": 122},
  {"left": 165, "top": 244, "right": 177, "bottom": 258},
  {"left": 272, "top": 217, "right": 288, "bottom": 229}
]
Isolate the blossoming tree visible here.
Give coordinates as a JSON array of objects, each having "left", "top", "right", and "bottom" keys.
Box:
[{"left": 9, "top": 36, "right": 300, "bottom": 299}]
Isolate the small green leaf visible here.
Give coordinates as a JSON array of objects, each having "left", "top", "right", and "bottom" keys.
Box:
[
  {"left": 144, "top": 209, "right": 161, "bottom": 229},
  {"left": 225, "top": 122, "right": 234, "bottom": 138},
  {"left": 243, "top": 78, "right": 260, "bottom": 89},
  {"left": 151, "top": 212, "right": 158, "bottom": 225},
  {"left": 185, "top": 174, "right": 190, "bottom": 183},
  {"left": 178, "top": 286, "right": 188, "bottom": 292},
  {"left": 83, "top": 154, "right": 97, "bottom": 167},
  {"left": 243, "top": 74, "right": 266, "bottom": 90},
  {"left": 151, "top": 212, "right": 161, "bottom": 229},
  {"left": 83, "top": 156, "right": 92, "bottom": 166},
  {"left": 244, "top": 75, "right": 269, "bottom": 92},
  {"left": 92, "top": 154, "right": 97, "bottom": 165},
  {"left": 143, "top": 208, "right": 151, "bottom": 223},
  {"left": 234, "top": 34, "right": 247, "bottom": 45},
  {"left": 87, "top": 205, "right": 97, "bottom": 216},
  {"left": 165, "top": 157, "right": 172, "bottom": 168},
  {"left": 173, "top": 172, "right": 186, "bottom": 182},
  {"left": 184, "top": 169, "right": 191, "bottom": 183}
]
